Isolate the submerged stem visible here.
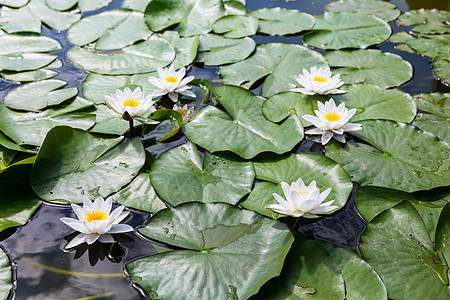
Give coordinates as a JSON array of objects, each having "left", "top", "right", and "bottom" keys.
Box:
[
  {"left": 293, "top": 217, "right": 302, "bottom": 230},
  {"left": 128, "top": 119, "right": 134, "bottom": 137}
]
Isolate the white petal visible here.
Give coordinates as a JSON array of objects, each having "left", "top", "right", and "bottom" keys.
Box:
[
  {"left": 108, "top": 224, "right": 134, "bottom": 234},
  {"left": 333, "top": 134, "right": 346, "bottom": 143},
  {"left": 168, "top": 92, "right": 178, "bottom": 102},
  {"left": 85, "top": 234, "right": 100, "bottom": 245},
  {"left": 321, "top": 131, "right": 334, "bottom": 145},
  {"left": 65, "top": 233, "right": 87, "bottom": 249},
  {"left": 342, "top": 123, "right": 362, "bottom": 132},
  {"left": 98, "top": 234, "right": 115, "bottom": 243},
  {"left": 60, "top": 218, "right": 90, "bottom": 234},
  {"left": 272, "top": 193, "right": 291, "bottom": 210}
]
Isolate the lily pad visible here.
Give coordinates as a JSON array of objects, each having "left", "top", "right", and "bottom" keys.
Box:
[
  {"left": 88, "top": 104, "right": 141, "bottom": 136},
  {"left": 150, "top": 142, "right": 254, "bottom": 206},
  {"left": 121, "top": 0, "right": 150, "bottom": 12},
  {"left": 326, "top": 0, "right": 400, "bottom": 22},
  {"left": 67, "top": 9, "right": 152, "bottom": 50},
  {"left": 412, "top": 113, "right": 450, "bottom": 144},
  {"left": 212, "top": 15, "right": 258, "bottom": 38},
  {"left": 111, "top": 173, "right": 166, "bottom": 213},
  {"left": 325, "top": 49, "right": 413, "bottom": 88},
  {"left": 0, "top": 247, "right": 12, "bottom": 300},
  {"left": 195, "top": 34, "right": 255, "bottom": 66},
  {"left": 388, "top": 31, "right": 415, "bottom": 43},
  {"left": 0, "top": 59, "right": 61, "bottom": 82},
  {"left": 31, "top": 126, "right": 145, "bottom": 203},
  {"left": 333, "top": 83, "right": 416, "bottom": 123},
  {"left": 0, "top": 0, "right": 81, "bottom": 33},
  {"left": 159, "top": 31, "right": 199, "bottom": 69},
  {"left": 184, "top": 85, "right": 304, "bottom": 159},
  {"left": 433, "top": 58, "right": 450, "bottom": 85},
  {"left": 397, "top": 9, "right": 450, "bottom": 34},
  {"left": 4, "top": 79, "right": 78, "bottom": 111},
  {"left": 224, "top": 0, "right": 247, "bottom": 16},
  {"left": 67, "top": 37, "right": 175, "bottom": 75},
  {"left": 0, "top": 0, "right": 29, "bottom": 7},
  {"left": 127, "top": 202, "right": 294, "bottom": 300},
  {"left": 406, "top": 35, "right": 449, "bottom": 59},
  {"left": 46, "top": 0, "right": 112, "bottom": 12},
  {"left": 325, "top": 119, "right": 450, "bottom": 192},
  {"left": 240, "top": 153, "right": 352, "bottom": 219},
  {"left": 0, "top": 132, "right": 36, "bottom": 153},
  {"left": 303, "top": 12, "right": 391, "bottom": 50},
  {"left": 413, "top": 92, "right": 449, "bottom": 117},
  {"left": 248, "top": 7, "right": 314, "bottom": 36},
  {"left": 144, "top": 0, "right": 226, "bottom": 36},
  {"left": 360, "top": 201, "right": 450, "bottom": 300},
  {"left": 220, "top": 43, "right": 327, "bottom": 97},
  {"left": 0, "top": 97, "right": 95, "bottom": 146}
]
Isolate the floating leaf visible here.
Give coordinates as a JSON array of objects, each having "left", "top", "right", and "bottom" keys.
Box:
[
  {"left": 0, "top": 0, "right": 81, "bottom": 33},
  {"left": 88, "top": 104, "right": 141, "bottom": 135},
  {"left": 360, "top": 201, "right": 450, "bottom": 300},
  {"left": 325, "top": 49, "right": 413, "bottom": 88},
  {"left": 4, "top": 79, "right": 77, "bottom": 111},
  {"left": 67, "top": 9, "right": 152, "bottom": 50},
  {"left": 144, "top": 0, "right": 226, "bottom": 36},
  {"left": 224, "top": 0, "right": 247, "bottom": 16},
  {"left": 0, "top": 0, "right": 29, "bottom": 7},
  {"left": 212, "top": 15, "right": 258, "bottom": 38},
  {"left": 121, "top": 0, "right": 150, "bottom": 12},
  {"left": 333, "top": 83, "right": 416, "bottom": 123},
  {"left": 0, "top": 59, "right": 61, "bottom": 82},
  {"left": 150, "top": 142, "right": 254, "bottom": 206},
  {"left": 325, "top": 119, "right": 450, "bottom": 192},
  {"left": 46, "top": 0, "right": 113, "bottom": 12},
  {"left": 31, "top": 127, "right": 145, "bottom": 203},
  {"left": 220, "top": 43, "right": 327, "bottom": 97},
  {"left": 326, "top": 0, "right": 400, "bottom": 22},
  {"left": 433, "top": 58, "right": 450, "bottom": 85},
  {"left": 159, "top": 31, "right": 199, "bottom": 69},
  {"left": 303, "top": 12, "right": 391, "bottom": 50},
  {"left": 240, "top": 153, "right": 352, "bottom": 219},
  {"left": 412, "top": 113, "right": 450, "bottom": 144},
  {"left": 111, "top": 173, "right": 166, "bottom": 213},
  {"left": 195, "top": 34, "right": 255, "bottom": 66},
  {"left": 413, "top": 92, "right": 449, "bottom": 117},
  {"left": 67, "top": 37, "right": 175, "bottom": 75},
  {"left": 184, "top": 85, "right": 304, "bottom": 159},
  {"left": 397, "top": 9, "right": 450, "bottom": 34},
  {"left": 0, "top": 246, "right": 12, "bottom": 300},
  {"left": 388, "top": 31, "right": 415, "bottom": 43},
  {"left": 0, "top": 97, "right": 95, "bottom": 146},
  {"left": 248, "top": 7, "right": 314, "bottom": 35},
  {"left": 406, "top": 35, "right": 449, "bottom": 59},
  {"left": 127, "top": 202, "right": 294, "bottom": 300}
]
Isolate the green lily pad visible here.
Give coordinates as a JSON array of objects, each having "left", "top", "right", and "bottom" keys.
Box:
[
  {"left": 303, "top": 12, "right": 391, "bottom": 50},
  {"left": 144, "top": 0, "right": 226, "bottom": 36},
  {"left": 248, "top": 7, "right": 314, "bottom": 35},
  {"left": 67, "top": 9, "right": 152, "bottom": 50},
  {"left": 212, "top": 15, "right": 258, "bottom": 38},
  {"left": 326, "top": 0, "right": 400, "bottom": 22},
  {"left": 240, "top": 153, "right": 352, "bottom": 219},
  {"left": 325, "top": 49, "right": 413, "bottom": 88},
  {"left": 397, "top": 9, "right": 450, "bottom": 34},
  {"left": 0, "top": 0, "right": 81, "bottom": 33},
  {"left": 127, "top": 202, "right": 294, "bottom": 300},
  {"left": 388, "top": 31, "right": 415, "bottom": 43},
  {"left": 0, "top": 247, "right": 12, "bottom": 300},
  {"left": 159, "top": 31, "right": 199, "bottom": 69},
  {"left": 436, "top": 203, "right": 450, "bottom": 262},
  {"left": 0, "top": 59, "right": 61, "bottom": 82},
  {"left": 220, "top": 43, "right": 327, "bottom": 97},
  {"left": 413, "top": 92, "right": 449, "bottom": 117},
  {"left": 0, "top": 146, "right": 16, "bottom": 171},
  {"left": 433, "top": 58, "right": 450, "bottom": 85},
  {"left": 0, "top": 97, "right": 95, "bottom": 146},
  {"left": 333, "top": 83, "right": 416, "bottom": 123},
  {"left": 412, "top": 113, "right": 450, "bottom": 144},
  {"left": 0, "top": 0, "right": 29, "bottom": 7},
  {"left": 150, "top": 142, "right": 254, "bottom": 206},
  {"left": 406, "top": 35, "right": 449, "bottom": 59},
  {"left": 224, "top": 0, "right": 247, "bottom": 16},
  {"left": 46, "top": 0, "right": 112, "bottom": 12},
  {"left": 121, "top": 0, "right": 150, "bottom": 12},
  {"left": 195, "top": 34, "right": 255, "bottom": 66},
  {"left": 360, "top": 201, "right": 450, "bottom": 300},
  {"left": 0, "top": 132, "right": 36, "bottom": 153},
  {"left": 111, "top": 173, "right": 166, "bottom": 213},
  {"left": 67, "top": 37, "right": 175, "bottom": 75},
  {"left": 325, "top": 119, "right": 450, "bottom": 192},
  {"left": 184, "top": 85, "right": 304, "bottom": 159},
  {"left": 88, "top": 104, "right": 142, "bottom": 135},
  {"left": 82, "top": 72, "right": 157, "bottom": 104},
  {"left": 31, "top": 126, "right": 145, "bottom": 203},
  {"left": 4, "top": 79, "right": 77, "bottom": 111}
]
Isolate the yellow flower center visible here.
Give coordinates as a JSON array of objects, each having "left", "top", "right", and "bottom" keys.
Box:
[
  {"left": 325, "top": 111, "right": 341, "bottom": 122},
  {"left": 165, "top": 76, "right": 178, "bottom": 83},
  {"left": 314, "top": 76, "right": 327, "bottom": 82},
  {"left": 298, "top": 191, "right": 311, "bottom": 195},
  {"left": 122, "top": 98, "right": 140, "bottom": 107},
  {"left": 85, "top": 210, "right": 107, "bottom": 223}
]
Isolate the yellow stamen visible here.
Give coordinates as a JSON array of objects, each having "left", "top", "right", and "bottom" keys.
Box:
[
  {"left": 122, "top": 98, "right": 140, "bottom": 107},
  {"left": 85, "top": 210, "right": 107, "bottom": 223},
  {"left": 314, "top": 76, "right": 327, "bottom": 82},
  {"left": 297, "top": 191, "right": 311, "bottom": 195},
  {"left": 325, "top": 111, "right": 341, "bottom": 122},
  {"left": 165, "top": 76, "right": 177, "bottom": 83}
]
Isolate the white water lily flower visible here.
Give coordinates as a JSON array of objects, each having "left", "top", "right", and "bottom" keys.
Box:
[
  {"left": 302, "top": 98, "right": 362, "bottom": 145},
  {"left": 173, "top": 104, "right": 194, "bottom": 123},
  {"left": 60, "top": 197, "right": 133, "bottom": 249},
  {"left": 105, "top": 87, "right": 155, "bottom": 121},
  {"left": 148, "top": 65, "right": 195, "bottom": 102},
  {"left": 290, "top": 66, "right": 346, "bottom": 95},
  {"left": 266, "top": 178, "right": 338, "bottom": 218}
]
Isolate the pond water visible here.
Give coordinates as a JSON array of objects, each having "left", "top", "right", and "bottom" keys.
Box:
[{"left": 0, "top": 0, "right": 448, "bottom": 299}]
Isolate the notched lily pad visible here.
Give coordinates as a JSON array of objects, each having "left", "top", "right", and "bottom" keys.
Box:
[
  {"left": 413, "top": 92, "right": 449, "bottom": 117},
  {"left": 326, "top": 0, "right": 400, "bottom": 22},
  {"left": 46, "top": 0, "right": 113, "bottom": 12},
  {"left": 397, "top": 9, "right": 450, "bottom": 34},
  {"left": 159, "top": 31, "right": 199, "bottom": 69},
  {"left": 212, "top": 15, "right": 258, "bottom": 38}
]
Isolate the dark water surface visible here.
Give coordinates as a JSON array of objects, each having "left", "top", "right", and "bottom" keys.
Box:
[{"left": 0, "top": 0, "right": 449, "bottom": 299}]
